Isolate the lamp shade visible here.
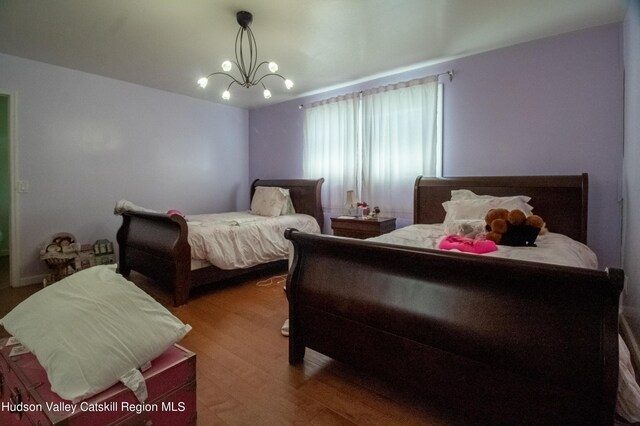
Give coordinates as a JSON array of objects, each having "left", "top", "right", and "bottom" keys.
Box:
[{"left": 345, "top": 190, "right": 356, "bottom": 207}]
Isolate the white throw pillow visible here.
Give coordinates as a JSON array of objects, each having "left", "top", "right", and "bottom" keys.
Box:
[
  {"left": 450, "top": 189, "right": 531, "bottom": 204},
  {"left": 442, "top": 198, "right": 534, "bottom": 231},
  {"left": 0, "top": 265, "right": 191, "bottom": 403},
  {"left": 251, "top": 186, "right": 289, "bottom": 217}
]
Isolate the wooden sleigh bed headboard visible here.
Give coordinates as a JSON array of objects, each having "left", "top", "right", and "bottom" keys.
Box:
[
  {"left": 414, "top": 173, "right": 588, "bottom": 243},
  {"left": 285, "top": 173, "right": 623, "bottom": 424},
  {"left": 117, "top": 178, "right": 324, "bottom": 306},
  {"left": 251, "top": 178, "right": 325, "bottom": 231}
]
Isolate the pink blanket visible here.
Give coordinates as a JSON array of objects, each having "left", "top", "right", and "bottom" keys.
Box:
[{"left": 439, "top": 235, "right": 497, "bottom": 254}]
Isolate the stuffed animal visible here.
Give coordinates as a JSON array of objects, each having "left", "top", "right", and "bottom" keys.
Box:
[{"left": 485, "top": 208, "right": 545, "bottom": 247}]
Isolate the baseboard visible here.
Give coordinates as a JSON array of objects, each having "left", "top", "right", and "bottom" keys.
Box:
[
  {"left": 14, "top": 273, "right": 47, "bottom": 287},
  {"left": 621, "top": 312, "right": 640, "bottom": 377}
]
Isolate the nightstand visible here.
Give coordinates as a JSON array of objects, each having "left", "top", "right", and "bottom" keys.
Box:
[{"left": 330, "top": 216, "right": 397, "bottom": 239}]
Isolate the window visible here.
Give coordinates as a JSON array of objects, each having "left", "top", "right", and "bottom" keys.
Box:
[{"left": 303, "top": 77, "right": 442, "bottom": 222}]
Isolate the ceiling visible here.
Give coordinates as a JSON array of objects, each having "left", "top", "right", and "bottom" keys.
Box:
[{"left": 0, "top": 0, "right": 628, "bottom": 109}]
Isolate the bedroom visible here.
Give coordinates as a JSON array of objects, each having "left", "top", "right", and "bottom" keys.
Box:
[{"left": 0, "top": 0, "right": 639, "bottom": 424}]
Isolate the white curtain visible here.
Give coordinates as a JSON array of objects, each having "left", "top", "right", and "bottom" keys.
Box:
[
  {"left": 361, "top": 77, "right": 439, "bottom": 219},
  {"left": 303, "top": 77, "right": 440, "bottom": 224},
  {"left": 303, "top": 94, "right": 360, "bottom": 216}
]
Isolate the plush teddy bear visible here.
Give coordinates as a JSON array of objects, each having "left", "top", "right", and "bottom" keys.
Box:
[{"left": 485, "top": 208, "right": 545, "bottom": 247}]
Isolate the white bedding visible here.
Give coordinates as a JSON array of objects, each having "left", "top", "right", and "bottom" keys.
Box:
[
  {"left": 368, "top": 224, "right": 598, "bottom": 269},
  {"left": 186, "top": 212, "right": 320, "bottom": 270}
]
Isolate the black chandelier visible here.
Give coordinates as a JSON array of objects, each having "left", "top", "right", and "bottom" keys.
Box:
[{"left": 197, "top": 11, "right": 293, "bottom": 100}]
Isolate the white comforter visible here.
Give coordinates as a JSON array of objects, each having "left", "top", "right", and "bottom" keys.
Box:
[
  {"left": 186, "top": 212, "right": 320, "bottom": 270},
  {"left": 368, "top": 224, "right": 598, "bottom": 269}
]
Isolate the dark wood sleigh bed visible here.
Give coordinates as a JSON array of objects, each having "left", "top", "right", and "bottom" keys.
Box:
[
  {"left": 116, "top": 178, "right": 324, "bottom": 306},
  {"left": 285, "top": 174, "right": 624, "bottom": 424}
]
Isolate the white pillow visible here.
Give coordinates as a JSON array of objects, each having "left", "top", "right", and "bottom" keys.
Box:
[
  {"left": 450, "top": 189, "right": 531, "bottom": 204},
  {"left": 442, "top": 198, "right": 534, "bottom": 231},
  {"left": 280, "top": 193, "right": 296, "bottom": 215},
  {"left": 251, "top": 186, "right": 289, "bottom": 217},
  {"left": 0, "top": 265, "right": 191, "bottom": 403}
]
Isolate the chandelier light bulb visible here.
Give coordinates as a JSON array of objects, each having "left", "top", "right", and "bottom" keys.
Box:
[
  {"left": 221, "top": 61, "right": 232, "bottom": 72},
  {"left": 222, "top": 90, "right": 231, "bottom": 100},
  {"left": 284, "top": 79, "right": 294, "bottom": 90},
  {"left": 268, "top": 62, "right": 278, "bottom": 73},
  {"left": 197, "top": 77, "right": 208, "bottom": 88},
  {"left": 263, "top": 89, "right": 272, "bottom": 99}
]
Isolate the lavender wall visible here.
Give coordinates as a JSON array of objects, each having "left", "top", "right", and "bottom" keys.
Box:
[
  {"left": 249, "top": 23, "right": 624, "bottom": 269},
  {"left": 0, "top": 53, "right": 249, "bottom": 284},
  {"left": 623, "top": 1, "right": 640, "bottom": 330}
]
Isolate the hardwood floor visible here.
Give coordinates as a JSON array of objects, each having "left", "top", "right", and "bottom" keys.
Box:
[
  {"left": 132, "top": 272, "right": 466, "bottom": 425},
  {"left": 0, "top": 281, "right": 40, "bottom": 321},
  {"left": 0, "top": 270, "right": 468, "bottom": 425}
]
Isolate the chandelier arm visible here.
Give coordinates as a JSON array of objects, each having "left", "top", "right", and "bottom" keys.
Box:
[
  {"left": 253, "top": 72, "right": 287, "bottom": 86},
  {"left": 230, "top": 60, "right": 243, "bottom": 72},
  {"left": 246, "top": 26, "right": 258, "bottom": 79},
  {"left": 206, "top": 71, "right": 244, "bottom": 87},
  {"left": 249, "top": 61, "right": 270, "bottom": 84},
  {"left": 235, "top": 27, "right": 249, "bottom": 82}
]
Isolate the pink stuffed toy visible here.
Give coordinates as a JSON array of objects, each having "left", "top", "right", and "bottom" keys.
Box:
[{"left": 439, "top": 235, "right": 497, "bottom": 254}]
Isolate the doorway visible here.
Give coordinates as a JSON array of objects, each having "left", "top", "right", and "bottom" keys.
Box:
[{"left": 0, "top": 94, "right": 10, "bottom": 288}]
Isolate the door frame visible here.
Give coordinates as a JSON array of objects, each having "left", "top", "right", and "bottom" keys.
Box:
[{"left": 1, "top": 90, "right": 19, "bottom": 287}]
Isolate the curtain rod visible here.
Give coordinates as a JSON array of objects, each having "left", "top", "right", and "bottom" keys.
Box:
[
  {"left": 438, "top": 70, "right": 454, "bottom": 82},
  {"left": 299, "top": 70, "right": 453, "bottom": 109}
]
